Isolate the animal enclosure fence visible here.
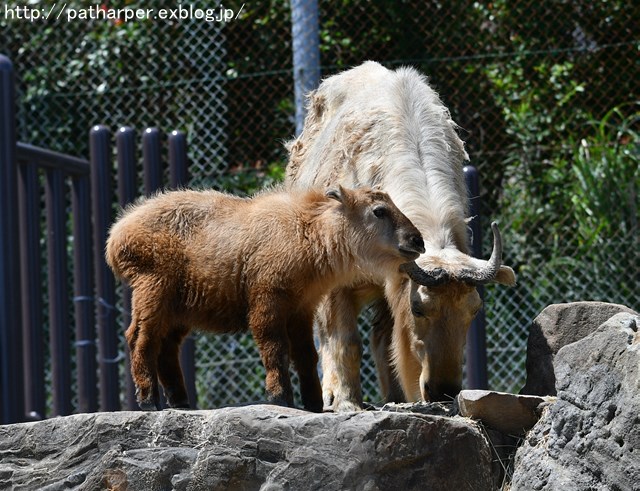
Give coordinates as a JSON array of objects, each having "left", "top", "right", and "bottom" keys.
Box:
[{"left": 0, "top": 55, "right": 198, "bottom": 422}]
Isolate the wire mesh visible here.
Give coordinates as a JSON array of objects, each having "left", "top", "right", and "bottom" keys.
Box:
[{"left": 1, "top": 0, "right": 637, "bottom": 413}]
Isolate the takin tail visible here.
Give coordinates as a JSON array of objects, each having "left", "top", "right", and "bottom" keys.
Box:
[
  {"left": 105, "top": 220, "right": 143, "bottom": 282},
  {"left": 105, "top": 219, "right": 182, "bottom": 284}
]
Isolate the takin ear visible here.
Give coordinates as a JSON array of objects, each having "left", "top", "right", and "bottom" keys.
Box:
[
  {"left": 325, "top": 187, "right": 342, "bottom": 202},
  {"left": 494, "top": 265, "right": 517, "bottom": 286},
  {"left": 326, "top": 185, "right": 352, "bottom": 205}
]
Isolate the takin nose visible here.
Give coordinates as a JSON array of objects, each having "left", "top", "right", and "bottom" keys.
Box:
[
  {"left": 424, "top": 382, "right": 461, "bottom": 402},
  {"left": 399, "top": 233, "right": 425, "bottom": 259}
]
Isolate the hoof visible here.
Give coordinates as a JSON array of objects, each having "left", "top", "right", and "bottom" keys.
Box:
[
  {"left": 322, "top": 391, "right": 334, "bottom": 408},
  {"left": 135, "top": 385, "right": 159, "bottom": 411},
  {"left": 168, "top": 401, "right": 191, "bottom": 410},
  {"left": 267, "top": 395, "right": 293, "bottom": 408},
  {"left": 138, "top": 400, "right": 159, "bottom": 411},
  {"left": 331, "top": 398, "right": 363, "bottom": 412},
  {"left": 303, "top": 400, "right": 324, "bottom": 413}
]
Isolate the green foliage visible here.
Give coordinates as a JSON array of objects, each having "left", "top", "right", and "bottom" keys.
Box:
[
  {"left": 486, "top": 60, "right": 586, "bottom": 154},
  {"left": 215, "top": 161, "right": 286, "bottom": 197},
  {"left": 567, "top": 105, "right": 639, "bottom": 244},
  {"left": 472, "top": 2, "right": 638, "bottom": 262},
  {"left": 498, "top": 101, "right": 639, "bottom": 251}
]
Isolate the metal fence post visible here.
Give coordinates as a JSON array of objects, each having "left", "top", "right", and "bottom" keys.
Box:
[
  {"left": 115, "top": 126, "right": 139, "bottom": 410},
  {"left": 45, "top": 168, "right": 73, "bottom": 416},
  {"left": 90, "top": 125, "right": 121, "bottom": 411},
  {"left": 141, "top": 126, "right": 167, "bottom": 408},
  {"left": 291, "top": 0, "right": 320, "bottom": 136},
  {"left": 143, "top": 127, "right": 163, "bottom": 195},
  {"left": 0, "top": 54, "right": 25, "bottom": 424},
  {"left": 71, "top": 173, "right": 98, "bottom": 414},
  {"left": 168, "top": 130, "right": 197, "bottom": 408},
  {"left": 18, "top": 157, "right": 45, "bottom": 420},
  {"left": 168, "top": 130, "right": 188, "bottom": 188},
  {"left": 464, "top": 165, "right": 488, "bottom": 389}
]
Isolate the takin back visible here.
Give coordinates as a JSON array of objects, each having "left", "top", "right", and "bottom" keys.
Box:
[{"left": 105, "top": 185, "right": 425, "bottom": 412}]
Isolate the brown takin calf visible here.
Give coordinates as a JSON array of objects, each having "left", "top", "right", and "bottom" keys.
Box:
[{"left": 105, "top": 185, "right": 425, "bottom": 412}]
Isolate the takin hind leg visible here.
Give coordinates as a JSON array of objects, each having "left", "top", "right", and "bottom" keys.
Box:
[
  {"left": 157, "top": 325, "right": 191, "bottom": 409},
  {"left": 126, "top": 288, "right": 171, "bottom": 410},
  {"left": 126, "top": 312, "right": 163, "bottom": 410},
  {"left": 249, "top": 300, "right": 295, "bottom": 408},
  {"left": 370, "top": 297, "right": 405, "bottom": 403},
  {"left": 286, "top": 310, "right": 322, "bottom": 412},
  {"left": 317, "top": 288, "right": 363, "bottom": 412}
]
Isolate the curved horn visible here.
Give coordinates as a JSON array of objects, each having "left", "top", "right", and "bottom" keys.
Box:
[
  {"left": 400, "top": 262, "right": 450, "bottom": 287},
  {"left": 400, "top": 222, "right": 505, "bottom": 287},
  {"left": 457, "top": 221, "right": 503, "bottom": 285}
]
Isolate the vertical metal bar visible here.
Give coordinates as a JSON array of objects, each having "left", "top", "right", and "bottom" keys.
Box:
[
  {"left": 116, "top": 127, "right": 138, "bottom": 203},
  {"left": 168, "top": 130, "right": 189, "bottom": 188},
  {"left": 17, "top": 161, "right": 45, "bottom": 419},
  {"left": 115, "top": 126, "right": 138, "bottom": 410},
  {"left": 0, "top": 54, "right": 25, "bottom": 424},
  {"left": 71, "top": 174, "right": 98, "bottom": 413},
  {"left": 291, "top": 0, "right": 321, "bottom": 136},
  {"left": 90, "top": 125, "right": 121, "bottom": 411},
  {"left": 142, "top": 126, "right": 167, "bottom": 408},
  {"left": 45, "top": 169, "right": 73, "bottom": 416},
  {"left": 142, "top": 127, "right": 163, "bottom": 196},
  {"left": 464, "top": 165, "right": 488, "bottom": 390},
  {"left": 169, "top": 130, "right": 197, "bottom": 408}
]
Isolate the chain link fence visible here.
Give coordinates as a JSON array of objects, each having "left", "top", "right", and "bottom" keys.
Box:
[{"left": 2, "top": 0, "right": 637, "bottom": 413}]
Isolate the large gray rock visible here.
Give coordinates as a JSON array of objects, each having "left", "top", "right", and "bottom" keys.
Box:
[
  {"left": 521, "top": 301, "right": 637, "bottom": 396},
  {"left": 0, "top": 404, "right": 494, "bottom": 491},
  {"left": 511, "top": 312, "right": 640, "bottom": 491}
]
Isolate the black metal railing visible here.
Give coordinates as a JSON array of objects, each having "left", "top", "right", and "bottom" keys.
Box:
[
  {"left": 0, "top": 54, "right": 196, "bottom": 423},
  {"left": 0, "top": 54, "right": 24, "bottom": 424}
]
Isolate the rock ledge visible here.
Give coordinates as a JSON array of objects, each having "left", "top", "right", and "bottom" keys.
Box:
[{"left": 0, "top": 404, "right": 493, "bottom": 491}]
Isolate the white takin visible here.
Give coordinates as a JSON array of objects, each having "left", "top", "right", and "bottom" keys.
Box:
[{"left": 286, "top": 61, "right": 516, "bottom": 411}]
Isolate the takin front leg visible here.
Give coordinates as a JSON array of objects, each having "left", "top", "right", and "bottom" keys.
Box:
[
  {"left": 317, "top": 288, "right": 363, "bottom": 412},
  {"left": 249, "top": 300, "right": 295, "bottom": 408},
  {"left": 286, "top": 310, "right": 322, "bottom": 412},
  {"left": 157, "top": 325, "right": 191, "bottom": 409},
  {"left": 370, "top": 297, "right": 405, "bottom": 403}
]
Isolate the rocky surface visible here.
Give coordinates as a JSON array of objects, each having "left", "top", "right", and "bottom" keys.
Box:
[
  {"left": 0, "top": 404, "right": 493, "bottom": 491},
  {"left": 511, "top": 312, "right": 640, "bottom": 491},
  {"left": 2, "top": 302, "right": 638, "bottom": 490},
  {"left": 520, "top": 301, "right": 637, "bottom": 396},
  {"left": 455, "top": 390, "right": 553, "bottom": 436}
]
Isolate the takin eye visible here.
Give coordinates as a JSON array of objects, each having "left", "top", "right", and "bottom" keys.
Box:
[
  {"left": 411, "top": 301, "right": 425, "bottom": 318},
  {"left": 372, "top": 206, "right": 387, "bottom": 219}
]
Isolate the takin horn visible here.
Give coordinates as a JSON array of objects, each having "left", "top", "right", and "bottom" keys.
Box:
[
  {"left": 399, "top": 263, "right": 451, "bottom": 287},
  {"left": 456, "top": 221, "right": 504, "bottom": 285},
  {"left": 400, "top": 221, "right": 505, "bottom": 287}
]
